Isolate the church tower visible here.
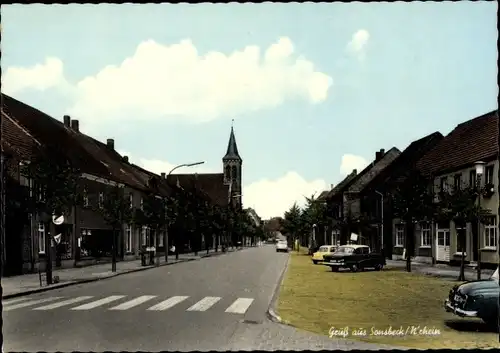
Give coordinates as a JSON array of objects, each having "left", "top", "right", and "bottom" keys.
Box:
[{"left": 223, "top": 122, "right": 242, "bottom": 209}]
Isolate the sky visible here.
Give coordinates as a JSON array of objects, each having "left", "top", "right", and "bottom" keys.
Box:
[{"left": 2, "top": 2, "right": 498, "bottom": 220}]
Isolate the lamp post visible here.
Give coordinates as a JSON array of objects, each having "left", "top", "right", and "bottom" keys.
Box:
[
  {"left": 475, "top": 161, "right": 485, "bottom": 280},
  {"left": 166, "top": 161, "right": 205, "bottom": 261},
  {"left": 375, "top": 190, "right": 384, "bottom": 255}
]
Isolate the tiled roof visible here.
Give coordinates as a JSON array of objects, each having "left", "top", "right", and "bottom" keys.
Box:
[
  {"left": 326, "top": 170, "right": 359, "bottom": 199},
  {"left": 416, "top": 110, "right": 498, "bottom": 176},
  {"left": 347, "top": 147, "right": 401, "bottom": 193},
  {"left": 1, "top": 110, "right": 41, "bottom": 160},
  {"left": 316, "top": 190, "right": 330, "bottom": 202},
  {"left": 166, "top": 173, "right": 229, "bottom": 207},
  {"left": 2, "top": 94, "right": 110, "bottom": 178},
  {"left": 364, "top": 132, "right": 444, "bottom": 192}
]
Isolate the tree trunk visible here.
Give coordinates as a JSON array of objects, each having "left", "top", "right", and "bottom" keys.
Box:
[
  {"left": 405, "top": 220, "right": 414, "bottom": 272},
  {"left": 111, "top": 227, "right": 117, "bottom": 272},
  {"left": 45, "top": 221, "right": 53, "bottom": 284},
  {"left": 164, "top": 227, "right": 168, "bottom": 263},
  {"left": 458, "top": 230, "right": 466, "bottom": 281}
]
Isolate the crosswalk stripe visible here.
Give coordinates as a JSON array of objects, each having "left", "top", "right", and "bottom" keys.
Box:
[
  {"left": 70, "top": 295, "right": 125, "bottom": 310},
  {"left": 225, "top": 298, "right": 254, "bottom": 314},
  {"left": 33, "top": 296, "right": 94, "bottom": 310},
  {"left": 109, "top": 295, "right": 157, "bottom": 310},
  {"left": 3, "top": 297, "right": 32, "bottom": 306},
  {"left": 147, "top": 296, "right": 189, "bottom": 311},
  {"left": 187, "top": 296, "right": 221, "bottom": 312},
  {"left": 4, "top": 297, "right": 64, "bottom": 312}
]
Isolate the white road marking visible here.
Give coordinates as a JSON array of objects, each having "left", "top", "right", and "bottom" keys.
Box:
[
  {"left": 225, "top": 298, "right": 254, "bottom": 314},
  {"left": 3, "top": 297, "right": 32, "bottom": 306},
  {"left": 186, "top": 296, "right": 221, "bottom": 312},
  {"left": 70, "top": 295, "right": 125, "bottom": 310},
  {"left": 33, "top": 296, "right": 94, "bottom": 310},
  {"left": 147, "top": 296, "right": 189, "bottom": 311},
  {"left": 109, "top": 295, "right": 157, "bottom": 310},
  {"left": 4, "top": 297, "right": 64, "bottom": 311}
]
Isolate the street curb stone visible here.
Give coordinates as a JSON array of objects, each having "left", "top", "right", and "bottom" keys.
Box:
[
  {"left": 266, "top": 251, "right": 291, "bottom": 324},
  {"left": 2, "top": 247, "right": 251, "bottom": 300},
  {"left": 2, "top": 258, "right": 196, "bottom": 300}
]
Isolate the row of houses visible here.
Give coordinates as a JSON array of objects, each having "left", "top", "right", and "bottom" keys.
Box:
[
  {"left": 1, "top": 94, "right": 250, "bottom": 276},
  {"left": 316, "top": 110, "right": 499, "bottom": 267}
]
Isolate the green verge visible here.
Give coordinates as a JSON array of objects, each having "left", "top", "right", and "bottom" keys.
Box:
[{"left": 277, "top": 250, "right": 497, "bottom": 349}]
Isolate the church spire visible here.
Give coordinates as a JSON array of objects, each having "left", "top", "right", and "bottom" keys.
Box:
[{"left": 223, "top": 121, "right": 242, "bottom": 161}]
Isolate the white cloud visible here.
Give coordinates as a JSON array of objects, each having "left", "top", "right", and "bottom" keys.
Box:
[
  {"left": 346, "top": 29, "right": 370, "bottom": 61},
  {"left": 2, "top": 57, "right": 66, "bottom": 95},
  {"left": 339, "top": 154, "right": 368, "bottom": 176},
  {"left": 4, "top": 38, "right": 332, "bottom": 125},
  {"left": 243, "top": 171, "right": 327, "bottom": 220}
]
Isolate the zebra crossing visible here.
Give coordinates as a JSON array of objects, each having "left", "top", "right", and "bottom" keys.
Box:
[{"left": 3, "top": 295, "right": 255, "bottom": 314}]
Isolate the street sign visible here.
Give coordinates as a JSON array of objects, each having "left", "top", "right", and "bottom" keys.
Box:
[
  {"left": 52, "top": 215, "right": 64, "bottom": 225},
  {"left": 350, "top": 233, "right": 358, "bottom": 242},
  {"left": 53, "top": 234, "right": 62, "bottom": 245}
]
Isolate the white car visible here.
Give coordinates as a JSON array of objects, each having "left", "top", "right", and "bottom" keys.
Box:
[{"left": 276, "top": 240, "right": 288, "bottom": 252}]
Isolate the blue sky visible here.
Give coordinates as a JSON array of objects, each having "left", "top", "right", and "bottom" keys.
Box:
[{"left": 2, "top": 2, "right": 498, "bottom": 219}]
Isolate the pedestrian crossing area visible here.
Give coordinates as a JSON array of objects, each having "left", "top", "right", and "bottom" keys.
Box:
[{"left": 3, "top": 295, "right": 255, "bottom": 314}]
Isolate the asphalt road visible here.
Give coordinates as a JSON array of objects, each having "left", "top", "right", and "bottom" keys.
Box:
[{"left": 3, "top": 245, "right": 390, "bottom": 351}]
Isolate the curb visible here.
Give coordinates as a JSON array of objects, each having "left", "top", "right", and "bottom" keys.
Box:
[
  {"left": 266, "top": 252, "right": 291, "bottom": 324},
  {"left": 2, "top": 258, "right": 196, "bottom": 300}
]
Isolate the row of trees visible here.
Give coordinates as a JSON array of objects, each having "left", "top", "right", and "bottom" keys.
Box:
[
  {"left": 5, "top": 146, "right": 262, "bottom": 277},
  {"left": 282, "top": 171, "right": 491, "bottom": 281}
]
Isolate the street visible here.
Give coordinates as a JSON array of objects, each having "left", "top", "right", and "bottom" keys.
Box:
[{"left": 3, "top": 245, "right": 391, "bottom": 351}]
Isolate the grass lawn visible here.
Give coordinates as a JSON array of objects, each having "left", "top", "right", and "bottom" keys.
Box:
[{"left": 277, "top": 250, "right": 498, "bottom": 349}]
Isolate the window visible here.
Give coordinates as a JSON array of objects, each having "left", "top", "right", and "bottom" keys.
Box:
[
  {"left": 454, "top": 174, "right": 462, "bottom": 190},
  {"left": 420, "top": 223, "right": 431, "bottom": 247},
  {"left": 331, "top": 230, "right": 340, "bottom": 245},
  {"left": 469, "top": 169, "right": 477, "bottom": 188},
  {"left": 141, "top": 226, "right": 148, "bottom": 246},
  {"left": 158, "top": 231, "right": 164, "bottom": 246},
  {"left": 439, "top": 177, "right": 448, "bottom": 193},
  {"left": 140, "top": 197, "right": 144, "bottom": 211},
  {"left": 456, "top": 224, "right": 466, "bottom": 253},
  {"left": 484, "top": 217, "right": 497, "bottom": 248},
  {"left": 83, "top": 188, "right": 89, "bottom": 207},
  {"left": 98, "top": 192, "right": 104, "bottom": 208},
  {"left": 129, "top": 193, "right": 133, "bottom": 209},
  {"left": 125, "top": 225, "right": 132, "bottom": 253},
  {"left": 395, "top": 224, "right": 405, "bottom": 247},
  {"left": 232, "top": 166, "right": 237, "bottom": 181},
  {"left": 485, "top": 165, "right": 494, "bottom": 185},
  {"left": 38, "top": 223, "right": 46, "bottom": 254}
]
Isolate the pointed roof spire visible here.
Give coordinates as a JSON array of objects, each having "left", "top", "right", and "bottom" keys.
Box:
[{"left": 223, "top": 120, "right": 242, "bottom": 161}]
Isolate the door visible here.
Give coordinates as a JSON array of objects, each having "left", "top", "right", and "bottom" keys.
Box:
[{"left": 436, "top": 228, "right": 451, "bottom": 262}]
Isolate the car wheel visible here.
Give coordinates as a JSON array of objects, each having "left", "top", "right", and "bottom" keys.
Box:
[
  {"left": 375, "top": 264, "right": 383, "bottom": 271},
  {"left": 350, "top": 264, "right": 358, "bottom": 272},
  {"left": 482, "top": 316, "right": 498, "bottom": 329},
  {"left": 313, "top": 260, "right": 318, "bottom": 264},
  {"left": 331, "top": 267, "right": 339, "bottom": 272}
]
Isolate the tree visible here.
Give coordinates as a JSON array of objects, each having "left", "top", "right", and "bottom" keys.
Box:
[
  {"left": 283, "top": 203, "right": 303, "bottom": 250},
  {"left": 93, "top": 184, "right": 133, "bottom": 272},
  {"left": 392, "top": 171, "right": 436, "bottom": 273},
  {"left": 438, "top": 183, "right": 490, "bottom": 281},
  {"left": 140, "top": 191, "right": 168, "bottom": 265},
  {"left": 21, "top": 147, "right": 81, "bottom": 283}
]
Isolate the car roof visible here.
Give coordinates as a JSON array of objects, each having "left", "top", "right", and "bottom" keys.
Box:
[{"left": 339, "top": 245, "right": 369, "bottom": 249}]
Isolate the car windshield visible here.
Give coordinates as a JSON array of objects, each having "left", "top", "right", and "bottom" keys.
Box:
[
  {"left": 336, "top": 246, "right": 355, "bottom": 254},
  {"left": 319, "top": 247, "right": 329, "bottom": 252}
]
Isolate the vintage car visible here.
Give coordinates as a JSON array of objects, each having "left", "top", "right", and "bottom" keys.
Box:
[
  {"left": 275, "top": 240, "right": 289, "bottom": 252},
  {"left": 444, "top": 267, "right": 499, "bottom": 327},
  {"left": 322, "top": 244, "right": 385, "bottom": 272},
  {"left": 312, "top": 245, "right": 337, "bottom": 264}
]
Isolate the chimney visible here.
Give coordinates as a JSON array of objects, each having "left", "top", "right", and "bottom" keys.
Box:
[
  {"left": 353, "top": 169, "right": 357, "bottom": 175},
  {"left": 161, "top": 172, "right": 166, "bottom": 179},
  {"left": 63, "top": 115, "right": 70, "bottom": 127},
  {"left": 375, "top": 151, "right": 381, "bottom": 161},
  {"left": 107, "top": 138, "right": 115, "bottom": 150},
  {"left": 330, "top": 183, "right": 334, "bottom": 190},
  {"left": 122, "top": 156, "right": 129, "bottom": 163},
  {"left": 380, "top": 148, "right": 385, "bottom": 155},
  {"left": 70, "top": 119, "right": 79, "bottom": 132}
]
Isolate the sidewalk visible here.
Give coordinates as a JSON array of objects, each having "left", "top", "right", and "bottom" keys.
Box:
[
  {"left": 386, "top": 259, "right": 495, "bottom": 281},
  {"left": 1, "top": 247, "right": 243, "bottom": 299}
]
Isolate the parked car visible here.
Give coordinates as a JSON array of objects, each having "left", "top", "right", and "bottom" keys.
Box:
[
  {"left": 276, "top": 240, "right": 289, "bottom": 252},
  {"left": 444, "top": 267, "right": 499, "bottom": 327},
  {"left": 312, "top": 245, "right": 337, "bottom": 265},
  {"left": 322, "top": 245, "right": 385, "bottom": 272}
]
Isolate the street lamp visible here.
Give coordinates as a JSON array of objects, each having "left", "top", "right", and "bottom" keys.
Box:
[
  {"left": 375, "top": 190, "right": 384, "bottom": 256},
  {"left": 166, "top": 161, "right": 205, "bottom": 261},
  {"left": 475, "top": 161, "right": 485, "bottom": 280}
]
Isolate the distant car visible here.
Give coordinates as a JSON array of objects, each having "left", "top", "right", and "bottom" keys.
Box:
[
  {"left": 312, "top": 245, "right": 337, "bottom": 265},
  {"left": 444, "top": 267, "right": 499, "bottom": 327},
  {"left": 322, "top": 245, "right": 385, "bottom": 272},
  {"left": 276, "top": 240, "right": 288, "bottom": 252}
]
